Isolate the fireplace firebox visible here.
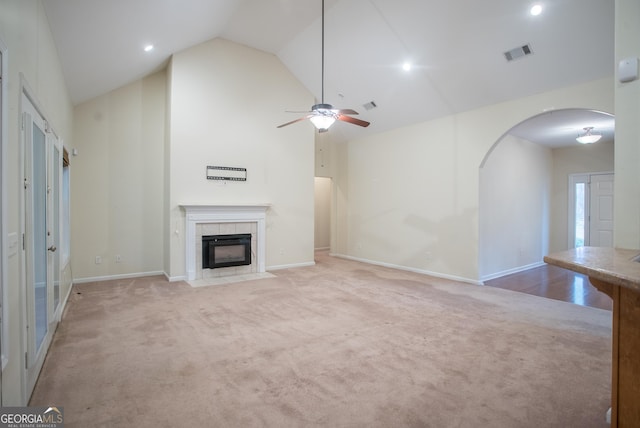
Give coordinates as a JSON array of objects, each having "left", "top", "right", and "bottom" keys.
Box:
[{"left": 202, "top": 234, "right": 251, "bottom": 269}]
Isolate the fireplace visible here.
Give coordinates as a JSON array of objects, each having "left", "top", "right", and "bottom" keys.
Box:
[
  {"left": 181, "top": 204, "right": 269, "bottom": 281},
  {"left": 202, "top": 234, "right": 251, "bottom": 269}
]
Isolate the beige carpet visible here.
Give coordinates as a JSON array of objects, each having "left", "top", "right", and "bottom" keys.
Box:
[{"left": 30, "top": 252, "right": 612, "bottom": 427}]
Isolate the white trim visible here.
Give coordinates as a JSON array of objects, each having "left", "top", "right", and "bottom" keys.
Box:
[
  {"left": 180, "top": 204, "right": 269, "bottom": 281},
  {"left": 0, "top": 36, "right": 8, "bottom": 372},
  {"left": 267, "top": 261, "right": 316, "bottom": 271},
  {"left": 165, "top": 273, "right": 187, "bottom": 282},
  {"left": 331, "top": 253, "right": 483, "bottom": 286},
  {"left": 479, "top": 261, "right": 546, "bottom": 283},
  {"left": 56, "top": 275, "right": 74, "bottom": 323},
  {"left": 73, "top": 271, "right": 166, "bottom": 284}
]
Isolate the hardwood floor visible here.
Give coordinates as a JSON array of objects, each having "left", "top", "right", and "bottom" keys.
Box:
[{"left": 484, "top": 264, "right": 613, "bottom": 311}]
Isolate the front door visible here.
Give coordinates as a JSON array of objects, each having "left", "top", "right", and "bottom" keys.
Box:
[
  {"left": 589, "top": 173, "right": 614, "bottom": 247},
  {"left": 568, "top": 172, "right": 614, "bottom": 248}
]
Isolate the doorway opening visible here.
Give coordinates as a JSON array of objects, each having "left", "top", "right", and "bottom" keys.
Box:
[
  {"left": 479, "top": 108, "right": 614, "bottom": 281},
  {"left": 314, "top": 177, "right": 332, "bottom": 251}
]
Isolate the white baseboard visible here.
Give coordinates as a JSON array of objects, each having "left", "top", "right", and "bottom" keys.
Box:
[
  {"left": 165, "top": 273, "right": 187, "bottom": 282},
  {"left": 73, "top": 270, "right": 165, "bottom": 284},
  {"left": 331, "top": 253, "right": 483, "bottom": 286},
  {"left": 480, "top": 261, "right": 546, "bottom": 283},
  {"left": 267, "top": 261, "right": 316, "bottom": 271}
]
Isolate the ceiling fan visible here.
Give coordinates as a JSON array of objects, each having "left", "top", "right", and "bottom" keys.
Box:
[{"left": 277, "top": 0, "right": 370, "bottom": 133}]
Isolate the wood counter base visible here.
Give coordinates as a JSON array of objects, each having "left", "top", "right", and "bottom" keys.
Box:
[
  {"left": 590, "top": 277, "right": 640, "bottom": 426},
  {"left": 544, "top": 247, "right": 640, "bottom": 427}
]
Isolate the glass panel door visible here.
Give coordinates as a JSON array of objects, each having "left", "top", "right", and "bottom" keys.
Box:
[
  {"left": 52, "top": 144, "right": 61, "bottom": 313},
  {"left": 22, "top": 92, "right": 60, "bottom": 397},
  {"left": 31, "top": 120, "right": 48, "bottom": 353},
  {"left": 568, "top": 174, "right": 589, "bottom": 249}
]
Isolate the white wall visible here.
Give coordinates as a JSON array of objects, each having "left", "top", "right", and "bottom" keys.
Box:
[
  {"left": 479, "top": 136, "right": 551, "bottom": 280},
  {"left": 71, "top": 71, "right": 166, "bottom": 281},
  {"left": 0, "top": 0, "right": 73, "bottom": 405},
  {"left": 338, "top": 78, "right": 613, "bottom": 282},
  {"left": 167, "top": 38, "right": 315, "bottom": 278},
  {"left": 614, "top": 0, "right": 640, "bottom": 248},
  {"left": 549, "top": 141, "right": 614, "bottom": 253}
]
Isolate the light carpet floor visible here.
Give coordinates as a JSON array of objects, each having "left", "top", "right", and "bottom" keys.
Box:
[{"left": 30, "top": 252, "right": 612, "bottom": 427}]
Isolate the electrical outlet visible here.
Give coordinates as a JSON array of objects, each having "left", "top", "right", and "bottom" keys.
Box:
[
  {"left": 115, "top": 255, "right": 122, "bottom": 263},
  {"left": 95, "top": 256, "right": 102, "bottom": 264}
]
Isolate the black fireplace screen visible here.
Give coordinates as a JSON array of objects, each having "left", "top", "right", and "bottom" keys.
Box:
[{"left": 202, "top": 234, "right": 251, "bottom": 269}]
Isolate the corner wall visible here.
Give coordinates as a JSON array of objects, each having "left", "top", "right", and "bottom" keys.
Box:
[
  {"left": 71, "top": 71, "right": 166, "bottom": 281},
  {"left": 479, "top": 136, "right": 552, "bottom": 279},
  {"left": 167, "top": 38, "right": 315, "bottom": 278}
]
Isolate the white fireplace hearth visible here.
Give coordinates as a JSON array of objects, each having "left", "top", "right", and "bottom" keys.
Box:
[{"left": 181, "top": 204, "right": 270, "bottom": 282}]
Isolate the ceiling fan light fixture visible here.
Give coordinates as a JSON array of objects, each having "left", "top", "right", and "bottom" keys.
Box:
[
  {"left": 310, "top": 114, "right": 336, "bottom": 131},
  {"left": 576, "top": 127, "right": 602, "bottom": 144}
]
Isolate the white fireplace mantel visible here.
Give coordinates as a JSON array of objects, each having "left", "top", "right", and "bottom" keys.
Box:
[{"left": 181, "top": 204, "right": 270, "bottom": 281}]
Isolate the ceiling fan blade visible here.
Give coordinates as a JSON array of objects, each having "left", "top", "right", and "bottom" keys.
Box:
[
  {"left": 337, "top": 114, "right": 370, "bottom": 128},
  {"left": 333, "top": 109, "right": 359, "bottom": 115},
  {"left": 277, "top": 115, "right": 313, "bottom": 128}
]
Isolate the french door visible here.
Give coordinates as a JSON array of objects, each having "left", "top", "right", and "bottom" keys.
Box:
[{"left": 22, "top": 92, "right": 61, "bottom": 396}]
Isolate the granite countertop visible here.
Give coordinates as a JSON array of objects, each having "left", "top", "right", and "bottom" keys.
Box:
[{"left": 544, "top": 247, "right": 640, "bottom": 292}]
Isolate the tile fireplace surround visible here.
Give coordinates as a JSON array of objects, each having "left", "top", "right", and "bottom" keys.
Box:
[{"left": 181, "top": 204, "right": 269, "bottom": 281}]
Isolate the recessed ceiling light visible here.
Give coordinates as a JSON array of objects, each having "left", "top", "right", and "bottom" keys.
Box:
[
  {"left": 144, "top": 44, "right": 154, "bottom": 52},
  {"left": 530, "top": 4, "right": 543, "bottom": 16},
  {"left": 402, "top": 62, "right": 412, "bottom": 71}
]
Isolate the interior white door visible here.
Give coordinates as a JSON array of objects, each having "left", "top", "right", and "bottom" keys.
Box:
[{"left": 589, "top": 173, "right": 614, "bottom": 247}]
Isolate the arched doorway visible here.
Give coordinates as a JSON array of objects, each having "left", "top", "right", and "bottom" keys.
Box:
[{"left": 478, "top": 109, "right": 614, "bottom": 281}]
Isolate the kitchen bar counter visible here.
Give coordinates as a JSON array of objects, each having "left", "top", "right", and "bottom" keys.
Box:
[{"left": 544, "top": 247, "right": 640, "bottom": 427}]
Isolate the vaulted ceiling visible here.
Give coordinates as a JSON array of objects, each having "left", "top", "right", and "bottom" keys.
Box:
[{"left": 42, "top": 0, "right": 615, "bottom": 146}]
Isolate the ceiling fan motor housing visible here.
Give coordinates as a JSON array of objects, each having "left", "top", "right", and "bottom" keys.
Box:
[{"left": 312, "top": 103, "right": 334, "bottom": 111}]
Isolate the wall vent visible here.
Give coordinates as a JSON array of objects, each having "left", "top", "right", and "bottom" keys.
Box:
[
  {"left": 363, "top": 100, "right": 377, "bottom": 111},
  {"left": 504, "top": 44, "right": 533, "bottom": 61}
]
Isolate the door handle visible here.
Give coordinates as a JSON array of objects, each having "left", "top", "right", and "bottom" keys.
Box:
[{"left": 48, "top": 245, "right": 57, "bottom": 252}]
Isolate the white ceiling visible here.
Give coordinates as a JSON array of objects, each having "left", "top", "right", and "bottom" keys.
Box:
[{"left": 42, "top": 0, "right": 615, "bottom": 146}]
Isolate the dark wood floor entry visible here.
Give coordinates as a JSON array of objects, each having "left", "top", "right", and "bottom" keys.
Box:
[{"left": 484, "top": 264, "right": 612, "bottom": 311}]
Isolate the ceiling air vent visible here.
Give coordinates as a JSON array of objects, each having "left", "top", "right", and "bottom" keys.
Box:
[
  {"left": 504, "top": 44, "right": 533, "bottom": 62},
  {"left": 363, "top": 101, "right": 377, "bottom": 111}
]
